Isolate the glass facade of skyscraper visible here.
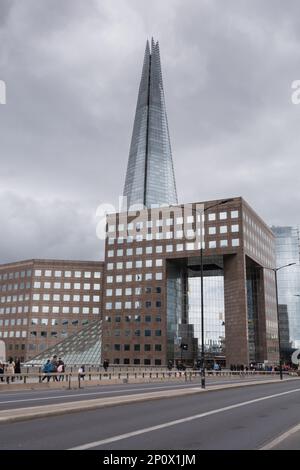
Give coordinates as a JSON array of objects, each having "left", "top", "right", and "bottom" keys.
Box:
[
  {"left": 123, "top": 39, "right": 178, "bottom": 209},
  {"left": 271, "top": 226, "right": 300, "bottom": 349}
]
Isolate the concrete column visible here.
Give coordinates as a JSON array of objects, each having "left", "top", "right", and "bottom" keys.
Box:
[{"left": 223, "top": 253, "right": 249, "bottom": 366}]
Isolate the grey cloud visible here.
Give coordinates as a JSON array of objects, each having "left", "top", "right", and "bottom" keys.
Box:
[{"left": 1, "top": 0, "right": 300, "bottom": 263}]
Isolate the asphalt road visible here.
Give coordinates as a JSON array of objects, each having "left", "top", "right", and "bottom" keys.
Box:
[
  {"left": 0, "top": 379, "right": 300, "bottom": 449},
  {"left": 0, "top": 375, "right": 281, "bottom": 410}
]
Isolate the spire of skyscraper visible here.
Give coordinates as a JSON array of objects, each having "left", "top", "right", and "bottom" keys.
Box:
[{"left": 123, "top": 39, "right": 178, "bottom": 209}]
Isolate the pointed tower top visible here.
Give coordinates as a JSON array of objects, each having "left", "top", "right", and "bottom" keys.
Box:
[{"left": 123, "top": 40, "right": 178, "bottom": 209}]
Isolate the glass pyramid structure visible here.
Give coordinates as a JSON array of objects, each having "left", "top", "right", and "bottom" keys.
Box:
[
  {"left": 26, "top": 321, "right": 102, "bottom": 366},
  {"left": 123, "top": 39, "right": 178, "bottom": 209}
]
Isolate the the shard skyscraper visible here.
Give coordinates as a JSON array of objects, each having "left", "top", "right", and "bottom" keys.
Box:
[{"left": 123, "top": 39, "right": 178, "bottom": 209}]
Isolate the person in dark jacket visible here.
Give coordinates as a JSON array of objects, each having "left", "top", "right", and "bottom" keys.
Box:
[
  {"left": 42, "top": 360, "right": 52, "bottom": 382},
  {"left": 14, "top": 359, "right": 21, "bottom": 380},
  {"left": 0, "top": 361, "right": 4, "bottom": 382}
]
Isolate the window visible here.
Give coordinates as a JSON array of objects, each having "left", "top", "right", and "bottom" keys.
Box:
[
  {"left": 34, "top": 270, "right": 42, "bottom": 277},
  {"left": 220, "top": 240, "right": 228, "bottom": 247},
  {"left": 156, "top": 246, "right": 163, "bottom": 253},
  {"left": 45, "top": 270, "right": 52, "bottom": 277},
  {"left": 156, "top": 273, "right": 163, "bottom": 280},
  {"left": 231, "top": 224, "right": 239, "bottom": 233},
  {"left": 65, "top": 271, "right": 72, "bottom": 277},
  {"left": 220, "top": 212, "right": 227, "bottom": 220},
  {"left": 107, "top": 276, "right": 113, "bottom": 284},
  {"left": 145, "top": 330, "right": 151, "bottom": 337},
  {"left": 209, "top": 227, "right": 216, "bottom": 235},
  {"left": 145, "top": 260, "right": 152, "bottom": 268},
  {"left": 208, "top": 213, "right": 216, "bottom": 221},
  {"left": 155, "top": 330, "right": 162, "bottom": 336},
  {"left": 231, "top": 210, "right": 239, "bottom": 219},
  {"left": 209, "top": 241, "right": 216, "bottom": 248},
  {"left": 146, "top": 247, "right": 153, "bottom": 254},
  {"left": 94, "top": 272, "right": 101, "bottom": 278},
  {"left": 84, "top": 271, "right": 91, "bottom": 278},
  {"left": 144, "top": 344, "right": 151, "bottom": 351},
  {"left": 107, "top": 263, "right": 114, "bottom": 271},
  {"left": 220, "top": 226, "right": 228, "bottom": 234},
  {"left": 232, "top": 238, "right": 240, "bottom": 247},
  {"left": 136, "top": 260, "right": 142, "bottom": 268},
  {"left": 145, "top": 301, "right": 151, "bottom": 308},
  {"left": 134, "top": 344, "right": 140, "bottom": 352},
  {"left": 75, "top": 271, "right": 82, "bottom": 278},
  {"left": 126, "top": 248, "right": 133, "bottom": 256}
]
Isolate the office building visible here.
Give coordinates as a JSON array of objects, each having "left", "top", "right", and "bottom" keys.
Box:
[
  {"left": 102, "top": 198, "right": 278, "bottom": 367},
  {"left": 0, "top": 259, "right": 104, "bottom": 361},
  {"left": 271, "top": 226, "right": 300, "bottom": 349}
]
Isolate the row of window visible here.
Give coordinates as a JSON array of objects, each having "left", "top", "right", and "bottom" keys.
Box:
[
  {"left": 106, "top": 273, "right": 163, "bottom": 284},
  {"left": 0, "top": 318, "right": 86, "bottom": 327},
  {"left": 107, "top": 210, "right": 239, "bottom": 233},
  {"left": 112, "top": 344, "right": 162, "bottom": 352},
  {"left": 107, "top": 225, "right": 240, "bottom": 247},
  {"left": 107, "top": 257, "right": 164, "bottom": 269},
  {"left": 31, "top": 306, "right": 100, "bottom": 314},
  {"left": 0, "top": 318, "right": 28, "bottom": 326},
  {"left": 105, "top": 300, "right": 162, "bottom": 310},
  {"left": 32, "top": 294, "right": 101, "bottom": 302},
  {"left": 105, "top": 314, "right": 161, "bottom": 323},
  {"left": 0, "top": 270, "right": 32, "bottom": 281},
  {"left": 34, "top": 270, "right": 102, "bottom": 278},
  {"left": 104, "top": 329, "right": 161, "bottom": 337},
  {"left": 0, "top": 306, "right": 29, "bottom": 314},
  {"left": 111, "top": 358, "right": 162, "bottom": 365},
  {"left": 107, "top": 238, "right": 240, "bottom": 258},
  {"left": 33, "top": 282, "right": 101, "bottom": 290},
  {"left": 1, "top": 282, "right": 31, "bottom": 292}
]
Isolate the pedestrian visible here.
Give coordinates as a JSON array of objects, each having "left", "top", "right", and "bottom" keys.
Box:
[
  {"left": 14, "top": 358, "right": 21, "bottom": 380},
  {"left": 78, "top": 365, "right": 85, "bottom": 380},
  {"left": 0, "top": 361, "right": 4, "bottom": 382},
  {"left": 6, "top": 359, "right": 15, "bottom": 384},
  {"left": 103, "top": 359, "right": 109, "bottom": 372},
  {"left": 57, "top": 358, "right": 65, "bottom": 381},
  {"left": 42, "top": 360, "right": 52, "bottom": 382},
  {"left": 50, "top": 355, "right": 58, "bottom": 381}
]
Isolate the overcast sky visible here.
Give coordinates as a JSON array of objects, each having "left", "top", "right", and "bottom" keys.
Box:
[{"left": 1, "top": 0, "right": 300, "bottom": 264}]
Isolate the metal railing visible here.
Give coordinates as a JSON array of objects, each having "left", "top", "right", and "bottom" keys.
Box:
[{"left": 0, "top": 369, "right": 294, "bottom": 389}]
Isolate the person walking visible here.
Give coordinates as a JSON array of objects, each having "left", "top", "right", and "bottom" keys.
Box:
[
  {"left": 50, "top": 355, "right": 58, "bottom": 381},
  {"left": 57, "top": 358, "right": 65, "bottom": 381},
  {"left": 78, "top": 365, "right": 85, "bottom": 380},
  {"left": 14, "top": 358, "right": 21, "bottom": 380},
  {"left": 42, "top": 359, "right": 52, "bottom": 382},
  {"left": 6, "top": 359, "right": 15, "bottom": 384},
  {"left": 0, "top": 361, "right": 4, "bottom": 382}
]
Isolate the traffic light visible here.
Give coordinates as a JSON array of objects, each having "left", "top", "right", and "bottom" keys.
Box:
[{"left": 180, "top": 343, "right": 188, "bottom": 351}]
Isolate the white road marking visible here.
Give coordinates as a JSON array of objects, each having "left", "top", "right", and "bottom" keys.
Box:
[
  {"left": 69, "top": 387, "right": 300, "bottom": 450},
  {"left": 260, "top": 423, "right": 300, "bottom": 450}
]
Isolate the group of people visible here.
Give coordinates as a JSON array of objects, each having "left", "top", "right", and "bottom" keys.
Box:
[
  {"left": 42, "top": 355, "right": 65, "bottom": 382},
  {"left": 0, "top": 358, "right": 22, "bottom": 383}
]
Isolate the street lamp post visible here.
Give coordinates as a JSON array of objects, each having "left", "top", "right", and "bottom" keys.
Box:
[{"left": 263, "top": 263, "right": 296, "bottom": 380}]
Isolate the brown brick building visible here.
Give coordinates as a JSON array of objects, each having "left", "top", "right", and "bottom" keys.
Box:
[
  {"left": 102, "top": 197, "right": 279, "bottom": 367},
  {"left": 0, "top": 259, "right": 104, "bottom": 361}
]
